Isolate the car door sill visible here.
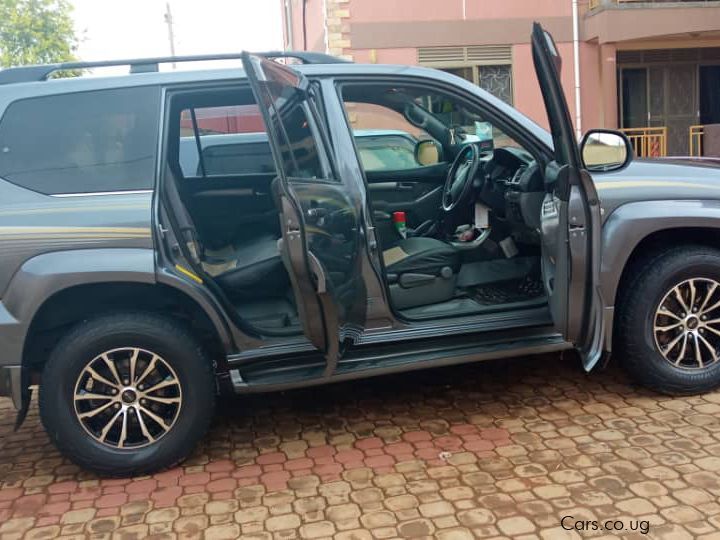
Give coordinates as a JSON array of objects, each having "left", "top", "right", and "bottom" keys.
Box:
[
  {"left": 227, "top": 305, "right": 552, "bottom": 363},
  {"left": 229, "top": 327, "right": 570, "bottom": 393}
]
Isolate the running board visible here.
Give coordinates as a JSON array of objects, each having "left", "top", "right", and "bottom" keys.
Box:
[
  {"left": 227, "top": 305, "right": 552, "bottom": 363},
  {"left": 229, "top": 328, "right": 571, "bottom": 394}
]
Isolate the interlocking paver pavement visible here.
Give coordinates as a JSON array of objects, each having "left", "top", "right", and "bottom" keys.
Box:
[{"left": 2, "top": 353, "right": 720, "bottom": 539}]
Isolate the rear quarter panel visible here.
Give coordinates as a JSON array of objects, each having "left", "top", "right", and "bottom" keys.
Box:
[{"left": 0, "top": 180, "right": 153, "bottom": 298}]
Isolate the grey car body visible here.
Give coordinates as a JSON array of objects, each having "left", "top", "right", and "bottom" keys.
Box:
[{"left": 1, "top": 45, "right": 720, "bottom": 419}]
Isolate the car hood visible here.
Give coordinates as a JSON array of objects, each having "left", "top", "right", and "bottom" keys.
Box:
[{"left": 594, "top": 157, "right": 720, "bottom": 221}]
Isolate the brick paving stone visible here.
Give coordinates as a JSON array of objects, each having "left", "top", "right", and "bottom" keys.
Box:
[{"left": 4, "top": 354, "right": 720, "bottom": 538}]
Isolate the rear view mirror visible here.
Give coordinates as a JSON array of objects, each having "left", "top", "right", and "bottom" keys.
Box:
[
  {"left": 580, "top": 129, "right": 633, "bottom": 172},
  {"left": 416, "top": 139, "right": 441, "bottom": 166}
]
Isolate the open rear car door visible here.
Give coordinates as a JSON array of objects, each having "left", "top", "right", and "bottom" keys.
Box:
[
  {"left": 241, "top": 53, "right": 367, "bottom": 372},
  {"left": 531, "top": 23, "right": 605, "bottom": 370}
]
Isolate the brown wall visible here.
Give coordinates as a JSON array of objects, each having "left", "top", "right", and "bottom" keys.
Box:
[
  {"left": 584, "top": 5, "right": 720, "bottom": 44},
  {"left": 280, "top": 0, "right": 720, "bottom": 136},
  {"left": 350, "top": 18, "right": 573, "bottom": 50}
]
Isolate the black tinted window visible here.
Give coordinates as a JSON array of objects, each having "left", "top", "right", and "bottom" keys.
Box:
[
  {"left": 202, "top": 142, "right": 275, "bottom": 175},
  {"left": 250, "top": 57, "right": 326, "bottom": 179},
  {"left": 274, "top": 102, "right": 325, "bottom": 179},
  {"left": 177, "top": 104, "right": 275, "bottom": 177},
  {"left": 0, "top": 87, "right": 160, "bottom": 194}
]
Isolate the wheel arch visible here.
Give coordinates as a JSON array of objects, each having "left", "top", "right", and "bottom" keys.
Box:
[
  {"left": 23, "top": 282, "right": 231, "bottom": 376},
  {"left": 601, "top": 200, "right": 720, "bottom": 351},
  {"left": 1, "top": 248, "right": 234, "bottom": 378}
]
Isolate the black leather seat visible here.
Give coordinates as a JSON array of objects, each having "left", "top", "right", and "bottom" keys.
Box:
[
  {"left": 385, "top": 237, "right": 460, "bottom": 277},
  {"left": 383, "top": 237, "right": 460, "bottom": 309},
  {"left": 164, "top": 166, "right": 288, "bottom": 299},
  {"left": 203, "top": 233, "right": 289, "bottom": 299}
]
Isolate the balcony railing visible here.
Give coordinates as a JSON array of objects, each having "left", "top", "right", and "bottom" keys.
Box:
[
  {"left": 690, "top": 125, "right": 705, "bottom": 157},
  {"left": 589, "top": 0, "right": 720, "bottom": 10},
  {"left": 619, "top": 127, "right": 668, "bottom": 157}
]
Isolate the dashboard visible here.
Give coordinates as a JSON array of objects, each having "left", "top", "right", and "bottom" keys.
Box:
[{"left": 477, "top": 147, "right": 545, "bottom": 231}]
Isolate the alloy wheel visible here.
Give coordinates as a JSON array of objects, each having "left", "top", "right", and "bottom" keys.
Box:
[
  {"left": 653, "top": 278, "right": 720, "bottom": 369},
  {"left": 73, "top": 348, "right": 182, "bottom": 449}
]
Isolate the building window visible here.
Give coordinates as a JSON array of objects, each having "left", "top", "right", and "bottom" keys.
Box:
[
  {"left": 419, "top": 45, "right": 513, "bottom": 105},
  {"left": 440, "top": 65, "right": 513, "bottom": 105},
  {"left": 478, "top": 65, "right": 513, "bottom": 105}
]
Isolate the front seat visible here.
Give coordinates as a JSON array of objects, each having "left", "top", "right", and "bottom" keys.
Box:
[{"left": 383, "top": 237, "right": 460, "bottom": 309}]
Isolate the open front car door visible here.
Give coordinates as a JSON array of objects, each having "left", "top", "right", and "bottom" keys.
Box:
[
  {"left": 531, "top": 23, "right": 605, "bottom": 370},
  {"left": 241, "top": 53, "right": 367, "bottom": 373}
]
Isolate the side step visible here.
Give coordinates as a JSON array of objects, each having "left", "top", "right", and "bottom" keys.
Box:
[{"left": 229, "top": 327, "right": 571, "bottom": 394}]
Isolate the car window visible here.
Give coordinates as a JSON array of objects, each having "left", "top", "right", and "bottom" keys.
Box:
[
  {"left": 355, "top": 133, "right": 419, "bottom": 172},
  {"left": 342, "top": 102, "right": 432, "bottom": 172},
  {"left": 413, "top": 94, "right": 520, "bottom": 150},
  {"left": 253, "top": 74, "right": 328, "bottom": 180},
  {"left": 0, "top": 87, "right": 160, "bottom": 195},
  {"left": 178, "top": 105, "right": 274, "bottom": 177},
  {"left": 179, "top": 98, "right": 326, "bottom": 181},
  {"left": 342, "top": 84, "right": 523, "bottom": 162}
]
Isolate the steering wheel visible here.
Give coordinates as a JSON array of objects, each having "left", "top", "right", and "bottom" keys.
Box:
[{"left": 442, "top": 143, "right": 482, "bottom": 213}]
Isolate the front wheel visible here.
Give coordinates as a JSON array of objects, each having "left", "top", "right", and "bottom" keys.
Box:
[
  {"left": 39, "top": 312, "right": 215, "bottom": 476},
  {"left": 617, "top": 246, "right": 720, "bottom": 395}
]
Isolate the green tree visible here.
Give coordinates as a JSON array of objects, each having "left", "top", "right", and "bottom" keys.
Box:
[{"left": 0, "top": 0, "right": 78, "bottom": 67}]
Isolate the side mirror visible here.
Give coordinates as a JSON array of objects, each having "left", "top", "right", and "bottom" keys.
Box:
[
  {"left": 580, "top": 129, "right": 633, "bottom": 173},
  {"left": 416, "top": 139, "right": 442, "bottom": 166}
]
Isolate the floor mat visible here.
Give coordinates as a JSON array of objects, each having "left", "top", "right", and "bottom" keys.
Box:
[
  {"left": 235, "top": 297, "right": 301, "bottom": 331},
  {"left": 472, "top": 274, "right": 545, "bottom": 305},
  {"left": 457, "top": 256, "right": 538, "bottom": 288}
]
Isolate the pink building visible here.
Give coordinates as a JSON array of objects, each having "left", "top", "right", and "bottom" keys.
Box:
[{"left": 281, "top": 0, "right": 720, "bottom": 156}]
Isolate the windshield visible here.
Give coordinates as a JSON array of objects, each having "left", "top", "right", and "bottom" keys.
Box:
[
  {"left": 342, "top": 83, "right": 519, "bottom": 155},
  {"left": 410, "top": 93, "right": 518, "bottom": 150}
]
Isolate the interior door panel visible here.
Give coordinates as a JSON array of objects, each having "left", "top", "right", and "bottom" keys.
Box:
[
  {"left": 179, "top": 173, "right": 278, "bottom": 246},
  {"left": 365, "top": 162, "right": 447, "bottom": 227},
  {"left": 532, "top": 23, "right": 603, "bottom": 369}
]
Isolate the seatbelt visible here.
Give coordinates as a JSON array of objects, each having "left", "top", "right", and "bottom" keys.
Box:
[{"left": 162, "top": 165, "right": 204, "bottom": 264}]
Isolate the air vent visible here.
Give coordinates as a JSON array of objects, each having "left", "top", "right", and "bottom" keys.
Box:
[
  {"left": 466, "top": 45, "right": 512, "bottom": 63},
  {"left": 671, "top": 49, "right": 699, "bottom": 62},
  {"left": 419, "top": 45, "right": 512, "bottom": 66},
  {"left": 508, "top": 165, "right": 526, "bottom": 185},
  {"left": 618, "top": 47, "right": 720, "bottom": 65},
  {"left": 643, "top": 50, "right": 672, "bottom": 63},
  {"left": 418, "top": 47, "right": 466, "bottom": 64},
  {"left": 701, "top": 48, "right": 720, "bottom": 61},
  {"left": 617, "top": 51, "right": 642, "bottom": 63}
]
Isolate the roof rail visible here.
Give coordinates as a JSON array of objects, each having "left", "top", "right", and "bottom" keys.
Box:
[{"left": 0, "top": 51, "right": 349, "bottom": 85}]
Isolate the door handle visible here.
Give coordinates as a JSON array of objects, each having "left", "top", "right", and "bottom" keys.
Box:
[{"left": 397, "top": 182, "right": 415, "bottom": 191}]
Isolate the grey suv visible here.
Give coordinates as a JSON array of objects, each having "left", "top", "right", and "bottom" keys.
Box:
[{"left": 2, "top": 24, "right": 720, "bottom": 476}]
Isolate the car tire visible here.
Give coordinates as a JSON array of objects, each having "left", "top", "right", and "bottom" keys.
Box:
[
  {"left": 617, "top": 245, "right": 720, "bottom": 395},
  {"left": 39, "top": 312, "right": 215, "bottom": 477}
]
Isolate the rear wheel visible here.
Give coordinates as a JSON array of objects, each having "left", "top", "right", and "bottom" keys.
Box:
[
  {"left": 617, "top": 246, "right": 720, "bottom": 394},
  {"left": 39, "top": 312, "right": 215, "bottom": 476}
]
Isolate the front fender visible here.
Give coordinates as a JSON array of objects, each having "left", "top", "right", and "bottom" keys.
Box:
[{"left": 601, "top": 199, "right": 720, "bottom": 338}]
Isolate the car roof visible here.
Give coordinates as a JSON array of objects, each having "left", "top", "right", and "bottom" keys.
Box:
[
  {"left": 0, "top": 62, "right": 552, "bottom": 149},
  {"left": 0, "top": 62, "right": 441, "bottom": 91}
]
